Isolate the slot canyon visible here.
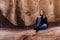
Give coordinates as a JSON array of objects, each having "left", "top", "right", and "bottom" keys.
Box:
[{"left": 0, "top": 0, "right": 60, "bottom": 40}]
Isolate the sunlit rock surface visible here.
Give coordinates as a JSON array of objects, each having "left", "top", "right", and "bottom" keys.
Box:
[
  {"left": 0, "top": 0, "right": 60, "bottom": 26},
  {"left": 0, "top": 0, "right": 60, "bottom": 40},
  {"left": 16, "top": 27, "right": 60, "bottom": 40},
  {"left": 0, "top": 27, "right": 60, "bottom": 40}
]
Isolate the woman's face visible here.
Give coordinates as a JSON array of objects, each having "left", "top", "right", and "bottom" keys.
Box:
[{"left": 40, "top": 10, "right": 44, "bottom": 15}]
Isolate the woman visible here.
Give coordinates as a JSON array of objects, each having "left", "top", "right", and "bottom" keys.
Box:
[{"left": 34, "top": 10, "right": 48, "bottom": 32}]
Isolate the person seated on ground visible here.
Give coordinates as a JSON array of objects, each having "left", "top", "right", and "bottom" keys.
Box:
[{"left": 34, "top": 9, "right": 48, "bottom": 32}]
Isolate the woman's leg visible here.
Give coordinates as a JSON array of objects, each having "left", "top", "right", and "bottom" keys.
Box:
[{"left": 40, "top": 24, "right": 48, "bottom": 30}]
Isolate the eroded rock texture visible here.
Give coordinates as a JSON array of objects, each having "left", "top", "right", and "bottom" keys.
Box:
[
  {"left": 16, "top": 27, "right": 60, "bottom": 40},
  {"left": 0, "top": 27, "right": 60, "bottom": 40},
  {"left": 0, "top": 0, "right": 60, "bottom": 26},
  {"left": 0, "top": 0, "right": 17, "bottom": 26}
]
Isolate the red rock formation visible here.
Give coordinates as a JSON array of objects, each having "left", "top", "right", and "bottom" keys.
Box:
[
  {"left": 16, "top": 27, "right": 60, "bottom": 40},
  {"left": 0, "top": 0, "right": 60, "bottom": 26}
]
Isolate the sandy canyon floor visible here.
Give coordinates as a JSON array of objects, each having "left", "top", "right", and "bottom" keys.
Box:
[{"left": 0, "top": 26, "right": 60, "bottom": 40}]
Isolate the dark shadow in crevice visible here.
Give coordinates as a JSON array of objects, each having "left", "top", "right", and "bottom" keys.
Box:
[
  {"left": 15, "top": 0, "right": 25, "bottom": 29},
  {"left": 48, "top": 20, "right": 60, "bottom": 28},
  {"left": 0, "top": 9, "right": 18, "bottom": 29}
]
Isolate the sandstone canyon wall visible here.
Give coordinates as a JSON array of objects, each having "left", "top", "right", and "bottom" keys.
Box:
[{"left": 0, "top": 0, "right": 60, "bottom": 26}]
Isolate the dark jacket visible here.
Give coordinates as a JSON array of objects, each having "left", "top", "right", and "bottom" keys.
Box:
[
  {"left": 41, "top": 15, "right": 48, "bottom": 25},
  {"left": 36, "top": 15, "right": 48, "bottom": 29}
]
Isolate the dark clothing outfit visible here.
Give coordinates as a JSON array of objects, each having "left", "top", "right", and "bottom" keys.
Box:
[{"left": 34, "top": 15, "right": 48, "bottom": 32}]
